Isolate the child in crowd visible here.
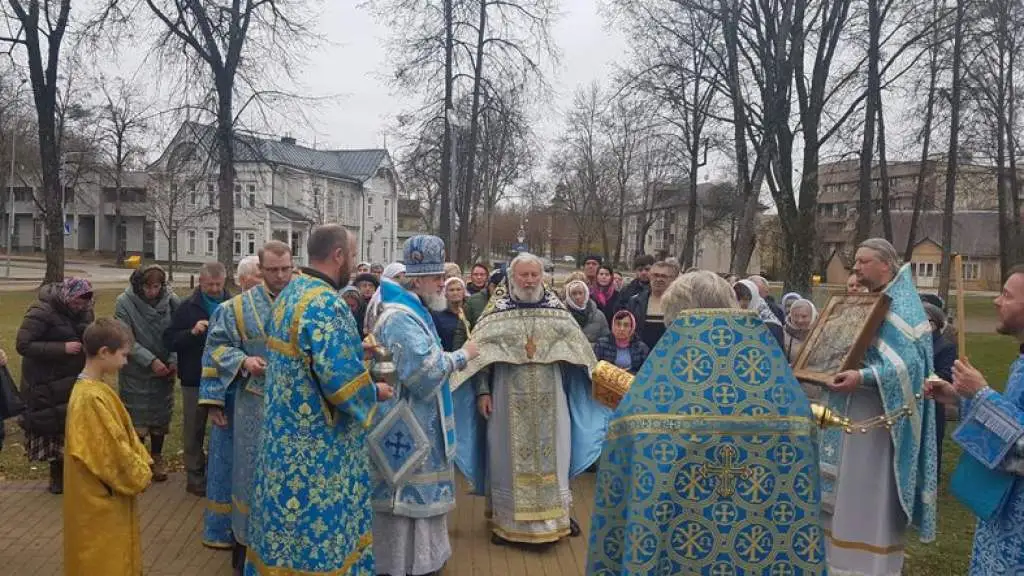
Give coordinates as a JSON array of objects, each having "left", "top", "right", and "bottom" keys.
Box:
[{"left": 64, "top": 318, "right": 153, "bottom": 576}]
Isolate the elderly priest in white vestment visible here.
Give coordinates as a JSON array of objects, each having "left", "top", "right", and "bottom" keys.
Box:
[
  {"left": 452, "top": 252, "right": 608, "bottom": 546},
  {"left": 818, "top": 238, "right": 939, "bottom": 576}
]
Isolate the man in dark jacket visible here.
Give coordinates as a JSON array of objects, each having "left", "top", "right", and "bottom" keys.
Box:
[
  {"left": 165, "top": 262, "right": 229, "bottom": 495},
  {"left": 466, "top": 268, "right": 505, "bottom": 329},
  {"left": 923, "top": 300, "right": 957, "bottom": 474},
  {"left": 624, "top": 261, "right": 679, "bottom": 350},
  {"left": 619, "top": 254, "right": 655, "bottom": 307},
  {"left": 467, "top": 262, "right": 490, "bottom": 295}
]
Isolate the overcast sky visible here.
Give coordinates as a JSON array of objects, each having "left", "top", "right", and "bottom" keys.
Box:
[{"left": 297, "top": 0, "right": 628, "bottom": 152}]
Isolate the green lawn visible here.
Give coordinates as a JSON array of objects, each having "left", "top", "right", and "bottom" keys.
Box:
[
  {"left": 0, "top": 287, "right": 1020, "bottom": 572},
  {"left": 0, "top": 288, "right": 186, "bottom": 481}
]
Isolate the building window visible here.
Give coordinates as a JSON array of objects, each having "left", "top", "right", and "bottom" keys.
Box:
[
  {"left": 207, "top": 183, "right": 216, "bottom": 207},
  {"left": 384, "top": 199, "right": 390, "bottom": 222},
  {"left": 190, "top": 188, "right": 198, "bottom": 206},
  {"left": 247, "top": 232, "right": 256, "bottom": 255},
  {"left": 911, "top": 262, "right": 935, "bottom": 278},
  {"left": 234, "top": 231, "right": 242, "bottom": 256},
  {"left": 206, "top": 230, "right": 215, "bottom": 255},
  {"left": 234, "top": 184, "right": 243, "bottom": 207},
  {"left": 349, "top": 196, "right": 357, "bottom": 220},
  {"left": 248, "top": 185, "right": 257, "bottom": 208},
  {"left": 327, "top": 190, "right": 337, "bottom": 217},
  {"left": 963, "top": 262, "right": 981, "bottom": 281},
  {"left": 187, "top": 229, "right": 196, "bottom": 254},
  {"left": 367, "top": 197, "right": 374, "bottom": 218}
]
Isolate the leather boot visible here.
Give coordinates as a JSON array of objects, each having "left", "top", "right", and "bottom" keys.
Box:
[
  {"left": 48, "top": 460, "right": 63, "bottom": 495},
  {"left": 151, "top": 454, "right": 168, "bottom": 482}
]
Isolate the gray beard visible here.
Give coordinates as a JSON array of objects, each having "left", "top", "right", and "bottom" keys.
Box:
[
  {"left": 512, "top": 285, "right": 543, "bottom": 304},
  {"left": 421, "top": 291, "right": 448, "bottom": 312}
]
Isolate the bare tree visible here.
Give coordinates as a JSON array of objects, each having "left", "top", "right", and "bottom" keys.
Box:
[
  {"left": 94, "top": 76, "right": 153, "bottom": 264},
  {"left": 938, "top": 0, "right": 966, "bottom": 303},
  {"left": 1, "top": 0, "right": 72, "bottom": 282}
]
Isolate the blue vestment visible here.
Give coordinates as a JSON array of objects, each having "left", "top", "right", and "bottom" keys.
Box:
[
  {"left": 369, "top": 279, "right": 466, "bottom": 517},
  {"left": 244, "top": 271, "right": 378, "bottom": 575},
  {"left": 199, "top": 284, "right": 276, "bottom": 548},
  {"left": 955, "top": 355, "right": 1024, "bottom": 574},
  {"left": 586, "top": 309, "right": 827, "bottom": 575},
  {"left": 818, "top": 264, "right": 939, "bottom": 543}
]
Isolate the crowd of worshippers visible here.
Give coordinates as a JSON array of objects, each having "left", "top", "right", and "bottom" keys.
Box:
[{"left": 4, "top": 230, "right": 1024, "bottom": 576}]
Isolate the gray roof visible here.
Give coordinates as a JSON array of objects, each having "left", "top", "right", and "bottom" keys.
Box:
[
  {"left": 182, "top": 122, "right": 389, "bottom": 183},
  {"left": 268, "top": 205, "right": 312, "bottom": 223},
  {"left": 873, "top": 210, "right": 1000, "bottom": 258}
]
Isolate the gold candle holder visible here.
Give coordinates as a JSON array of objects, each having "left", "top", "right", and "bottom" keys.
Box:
[
  {"left": 810, "top": 403, "right": 852, "bottom": 431},
  {"left": 811, "top": 393, "right": 922, "bottom": 434},
  {"left": 591, "top": 361, "right": 634, "bottom": 410}
]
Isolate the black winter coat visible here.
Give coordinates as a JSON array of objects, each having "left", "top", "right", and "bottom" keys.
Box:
[
  {"left": 164, "top": 289, "right": 225, "bottom": 387},
  {"left": 16, "top": 284, "right": 93, "bottom": 436}
]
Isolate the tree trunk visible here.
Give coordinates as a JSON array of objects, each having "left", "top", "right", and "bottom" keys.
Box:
[
  {"left": 876, "top": 105, "right": 893, "bottom": 241},
  {"left": 681, "top": 144, "right": 700, "bottom": 268},
  {"left": 438, "top": 0, "right": 454, "bottom": 250},
  {"left": 1007, "top": 39, "right": 1022, "bottom": 270},
  {"left": 114, "top": 143, "right": 125, "bottom": 265},
  {"left": 938, "top": 0, "right": 965, "bottom": 304},
  {"left": 855, "top": 0, "right": 881, "bottom": 247},
  {"left": 457, "top": 0, "right": 487, "bottom": 264},
  {"left": 215, "top": 80, "right": 236, "bottom": 276},
  {"left": 39, "top": 105, "right": 64, "bottom": 284},
  {"left": 904, "top": 24, "right": 939, "bottom": 262}
]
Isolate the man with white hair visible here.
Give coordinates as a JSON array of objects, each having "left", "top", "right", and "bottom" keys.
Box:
[
  {"left": 452, "top": 252, "right": 607, "bottom": 546},
  {"left": 587, "top": 269, "right": 828, "bottom": 574},
  {"left": 367, "top": 235, "right": 479, "bottom": 576},
  {"left": 748, "top": 274, "right": 785, "bottom": 322},
  {"left": 820, "top": 237, "right": 938, "bottom": 575},
  {"left": 199, "top": 241, "right": 293, "bottom": 573}
]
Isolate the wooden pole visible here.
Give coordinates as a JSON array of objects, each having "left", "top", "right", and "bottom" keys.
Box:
[{"left": 954, "top": 253, "right": 967, "bottom": 361}]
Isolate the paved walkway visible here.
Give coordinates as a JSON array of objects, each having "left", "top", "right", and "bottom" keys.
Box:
[{"left": 0, "top": 473, "right": 597, "bottom": 575}]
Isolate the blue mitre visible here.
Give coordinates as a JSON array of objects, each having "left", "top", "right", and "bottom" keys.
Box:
[
  {"left": 586, "top": 309, "right": 827, "bottom": 575},
  {"left": 404, "top": 235, "right": 445, "bottom": 277}
]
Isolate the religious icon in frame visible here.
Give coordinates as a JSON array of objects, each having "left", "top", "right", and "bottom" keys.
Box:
[{"left": 792, "top": 292, "right": 890, "bottom": 385}]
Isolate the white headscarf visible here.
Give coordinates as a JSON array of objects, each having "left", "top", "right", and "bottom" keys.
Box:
[
  {"left": 382, "top": 262, "right": 406, "bottom": 279},
  {"left": 736, "top": 279, "right": 781, "bottom": 326},
  {"left": 785, "top": 298, "right": 818, "bottom": 330},
  {"left": 564, "top": 280, "right": 590, "bottom": 312}
]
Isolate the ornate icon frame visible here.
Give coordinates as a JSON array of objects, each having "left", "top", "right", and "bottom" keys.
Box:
[{"left": 792, "top": 291, "right": 890, "bottom": 385}]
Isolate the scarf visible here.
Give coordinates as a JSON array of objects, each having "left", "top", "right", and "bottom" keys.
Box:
[
  {"left": 200, "top": 291, "right": 227, "bottom": 316},
  {"left": 592, "top": 281, "right": 616, "bottom": 308},
  {"left": 564, "top": 280, "right": 590, "bottom": 312},
  {"left": 61, "top": 277, "right": 93, "bottom": 304},
  {"left": 445, "top": 277, "right": 471, "bottom": 335},
  {"left": 383, "top": 262, "right": 406, "bottom": 279},
  {"left": 130, "top": 264, "right": 167, "bottom": 303},
  {"left": 737, "top": 279, "right": 781, "bottom": 326},
  {"left": 611, "top": 310, "right": 637, "bottom": 348},
  {"left": 784, "top": 298, "right": 818, "bottom": 340},
  {"left": 781, "top": 292, "right": 801, "bottom": 312}
]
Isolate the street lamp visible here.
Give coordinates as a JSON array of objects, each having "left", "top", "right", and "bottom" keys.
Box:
[{"left": 6, "top": 78, "right": 27, "bottom": 278}]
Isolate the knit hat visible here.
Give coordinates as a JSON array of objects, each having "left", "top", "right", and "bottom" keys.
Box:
[
  {"left": 403, "top": 235, "right": 446, "bottom": 277},
  {"left": 354, "top": 273, "right": 380, "bottom": 288}
]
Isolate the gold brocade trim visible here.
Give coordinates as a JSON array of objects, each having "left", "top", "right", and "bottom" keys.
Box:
[
  {"left": 234, "top": 294, "right": 248, "bottom": 342},
  {"left": 267, "top": 337, "right": 298, "bottom": 357},
  {"left": 248, "top": 288, "right": 268, "bottom": 339},
  {"left": 289, "top": 285, "right": 332, "bottom": 356},
  {"left": 825, "top": 529, "right": 905, "bottom": 554},
  {"left": 202, "top": 366, "right": 219, "bottom": 378},
  {"left": 246, "top": 532, "right": 373, "bottom": 576},
  {"left": 197, "top": 399, "right": 225, "bottom": 408},
  {"left": 211, "top": 346, "right": 229, "bottom": 361},
  {"left": 364, "top": 404, "right": 378, "bottom": 429},
  {"left": 491, "top": 524, "right": 570, "bottom": 544},
  {"left": 206, "top": 499, "right": 232, "bottom": 514},
  {"left": 232, "top": 495, "right": 249, "bottom": 515},
  {"left": 327, "top": 371, "right": 371, "bottom": 406},
  {"left": 606, "top": 414, "right": 814, "bottom": 441},
  {"left": 675, "top": 308, "right": 759, "bottom": 319},
  {"left": 513, "top": 507, "right": 565, "bottom": 521},
  {"left": 203, "top": 540, "right": 234, "bottom": 550}
]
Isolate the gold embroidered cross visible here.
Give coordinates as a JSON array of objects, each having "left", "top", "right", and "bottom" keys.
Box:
[
  {"left": 699, "top": 445, "right": 751, "bottom": 497},
  {"left": 525, "top": 335, "right": 537, "bottom": 359}
]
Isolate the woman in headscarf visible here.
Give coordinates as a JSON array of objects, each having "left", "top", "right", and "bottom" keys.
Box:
[
  {"left": 781, "top": 292, "right": 802, "bottom": 318},
  {"left": 364, "top": 262, "right": 407, "bottom": 335},
  {"left": 783, "top": 298, "right": 818, "bottom": 363},
  {"left": 432, "top": 277, "right": 472, "bottom": 352},
  {"left": 734, "top": 279, "right": 784, "bottom": 348},
  {"left": 564, "top": 279, "right": 610, "bottom": 343},
  {"left": 382, "top": 262, "right": 406, "bottom": 281},
  {"left": 340, "top": 285, "right": 364, "bottom": 326},
  {"left": 444, "top": 262, "right": 462, "bottom": 280},
  {"left": 591, "top": 265, "right": 620, "bottom": 327},
  {"left": 114, "top": 264, "right": 180, "bottom": 482},
  {"left": 593, "top": 310, "right": 650, "bottom": 374},
  {"left": 16, "top": 277, "right": 94, "bottom": 494}
]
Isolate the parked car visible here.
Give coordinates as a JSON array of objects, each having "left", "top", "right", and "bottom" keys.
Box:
[{"left": 562, "top": 255, "right": 576, "bottom": 263}]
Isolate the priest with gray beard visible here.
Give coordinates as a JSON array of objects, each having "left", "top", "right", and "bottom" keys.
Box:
[{"left": 451, "top": 252, "right": 608, "bottom": 546}]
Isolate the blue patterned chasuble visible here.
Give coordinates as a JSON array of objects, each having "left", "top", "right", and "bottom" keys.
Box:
[
  {"left": 369, "top": 279, "right": 466, "bottom": 517},
  {"left": 244, "top": 272, "right": 379, "bottom": 576},
  {"left": 818, "top": 265, "right": 939, "bottom": 541},
  {"left": 955, "top": 355, "right": 1024, "bottom": 574},
  {"left": 199, "top": 284, "right": 276, "bottom": 548},
  {"left": 586, "top": 310, "right": 827, "bottom": 575}
]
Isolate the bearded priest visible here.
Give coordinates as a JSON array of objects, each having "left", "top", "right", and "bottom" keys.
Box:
[{"left": 452, "top": 252, "right": 609, "bottom": 546}]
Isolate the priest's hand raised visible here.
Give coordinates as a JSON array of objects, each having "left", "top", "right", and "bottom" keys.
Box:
[{"left": 828, "top": 370, "right": 862, "bottom": 393}]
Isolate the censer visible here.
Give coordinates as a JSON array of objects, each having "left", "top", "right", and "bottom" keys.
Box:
[
  {"left": 364, "top": 334, "right": 398, "bottom": 387},
  {"left": 591, "top": 360, "right": 920, "bottom": 433}
]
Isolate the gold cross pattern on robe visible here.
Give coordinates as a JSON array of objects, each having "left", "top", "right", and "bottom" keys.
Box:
[
  {"left": 698, "top": 445, "right": 752, "bottom": 498},
  {"left": 525, "top": 335, "right": 537, "bottom": 360}
]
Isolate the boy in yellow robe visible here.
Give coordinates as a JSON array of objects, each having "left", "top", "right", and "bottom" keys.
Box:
[{"left": 64, "top": 318, "right": 154, "bottom": 576}]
